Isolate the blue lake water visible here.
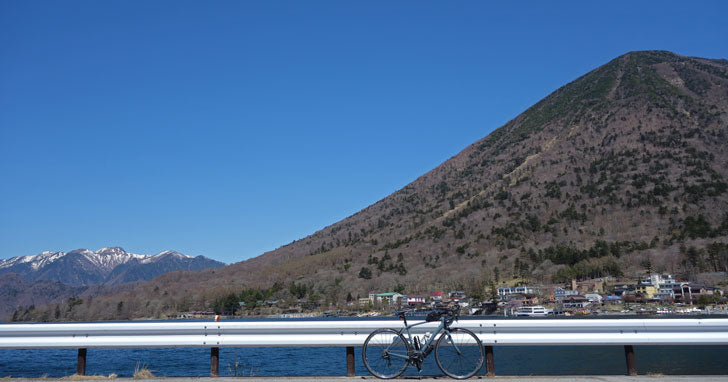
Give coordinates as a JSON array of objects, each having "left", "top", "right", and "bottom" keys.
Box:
[
  {"left": 2, "top": 345, "right": 728, "bottom": 377},
  {"left": 1, "top": 318, "right": 727, "bottom": 377}
]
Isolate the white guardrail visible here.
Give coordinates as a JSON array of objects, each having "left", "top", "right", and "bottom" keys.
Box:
[{"left": 2, "top": 318, "right": 728, "bottom": 349}]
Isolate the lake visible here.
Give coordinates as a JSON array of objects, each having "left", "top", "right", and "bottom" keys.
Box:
[{"left": 1, "top": 317, "right": 727, "bottom": 377}]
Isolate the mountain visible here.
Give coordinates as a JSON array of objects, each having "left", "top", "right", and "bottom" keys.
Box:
[
  {"left": 18, "top": 51, "right": 728, "bottom": 321},
  {"left": 0, "top": 273, "right": 87, "bottom": 321},
  {"left": 0, "top": 247, "right": 225, "bottom": 320},
  {"left": 105, "top": 250, "right": 226, "bottom": 285},
  {"left": 0, "top": 247, "right": 225, "bottom": 286}
]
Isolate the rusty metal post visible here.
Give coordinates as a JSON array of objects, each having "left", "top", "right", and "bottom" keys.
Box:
[
  {"left": 77, "top": 348, "right": 87, "bottom": 376},
  {"left": 484, "top": 345, "right": 495, "bottom": 377},
  {"left": 624, "top": 345, "right": 636, "bottom": 376},
  {"left": 346, "top": 346, "right": 355, "bottom": 377},
  {"left": 210, "top": 347, "right": 219, "bottom": 377}
]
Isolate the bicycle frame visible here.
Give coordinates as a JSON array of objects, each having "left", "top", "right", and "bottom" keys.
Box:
[{"left": 386, "top": 316, "right": 454, "bottom": 362}]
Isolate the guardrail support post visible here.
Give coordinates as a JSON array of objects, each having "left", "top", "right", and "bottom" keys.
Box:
[
  {"left": 484, "top": 345, "right": 494, "bottom": 377},
  {"left": 77, "top": 348, "right": 87, "bottom": 376},
  {"left": 346, "top": 346, "right": 355, "bottom": 376},
  {"left": 624, "top": 345, "right": 636, "bottom": 376},
  {"left": 210, "top": 347, "right": 219, "bottom": 377}
]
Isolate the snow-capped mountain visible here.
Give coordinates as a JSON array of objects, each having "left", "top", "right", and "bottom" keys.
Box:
[{"left": 0, "top": 247, "right": 225, "bottom": 286}]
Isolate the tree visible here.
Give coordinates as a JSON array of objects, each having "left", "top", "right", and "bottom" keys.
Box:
[
  {"left": 683, "top": 215, "right": 712, "bottom": 239},
  {"left": 684, "top": 246, "right": 701, "bottom": 269},
  {"left": 706, "top": 242, "right": 728, "bottom": 272},
  {"left": 488, "top": 282, "right": 498, "bottom": 302},
  {"left": 289, "top": 282, "right": 307, "bottom": 299},
  {"left": 697, "top": 294, "right": 716, "bottom": 308},
  {"left": 640, "top": 258, "right": 652, "bottom": 274},
  {"left": 213, "top": 292, "right": 239, "bottom": 315},
  {"left": 359, "top": 267, "right": 372, "bottom": 280}
]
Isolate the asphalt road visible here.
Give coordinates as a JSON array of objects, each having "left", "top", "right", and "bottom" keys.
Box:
[{"left": 4, "top": 377, "right": 728, "bottom": 382}]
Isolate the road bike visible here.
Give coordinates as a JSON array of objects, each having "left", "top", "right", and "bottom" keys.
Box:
[{"left": 362, "top": 305, "right": 484, "bottom": 379}]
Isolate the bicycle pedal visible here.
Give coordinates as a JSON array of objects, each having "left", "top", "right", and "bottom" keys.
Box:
[{"left": 414, "top": 358, "right": 423, "bottom": 371}]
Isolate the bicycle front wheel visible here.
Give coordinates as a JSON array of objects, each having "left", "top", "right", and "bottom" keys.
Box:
[
  {"left": 434, "top": 327, "right": 484, "bottom": 379},
  {"left": 362, "top": 328, "right": 410, "bottom": 379}
]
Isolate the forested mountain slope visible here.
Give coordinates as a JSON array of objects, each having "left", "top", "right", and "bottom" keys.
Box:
[{"left": 16, "top": 51, "right": 728, "bottom": 321}]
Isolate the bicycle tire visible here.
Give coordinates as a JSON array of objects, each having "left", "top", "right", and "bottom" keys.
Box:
[
  {"left": 362, "top": 328, "right": 410, "bottom": 379},
  {"left": 434, "top": 327, "right": 484, "bottom": 379}
]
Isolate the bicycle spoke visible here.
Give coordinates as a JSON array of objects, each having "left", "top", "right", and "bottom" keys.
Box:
[
  {"left": 362, "top": 328, "right": 410, "bottom": 379},
  {"left": 435, "top": 328, "right": 484, "bottom": 379}
]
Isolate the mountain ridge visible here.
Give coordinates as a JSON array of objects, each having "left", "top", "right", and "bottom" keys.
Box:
[
  {"left": 0, "top": 247, "right": 225, "bottom": 319},
  {"left": 0, "top": 247, "right": 224, "bottom": 286}
]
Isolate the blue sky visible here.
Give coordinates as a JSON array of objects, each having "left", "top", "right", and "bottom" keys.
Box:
[{"left": 1, "top": 1, "right": 727, "bottom": 263}]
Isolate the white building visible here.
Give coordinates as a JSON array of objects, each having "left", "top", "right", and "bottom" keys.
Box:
[
  {"left": 640, "top": 274, "right": 677, "bottom": 288},
  {"left": 371, "top": 292, "right": 405, "bottom": 305},
  {"left": 655, "top": 287, "right": 675, "bottom": 300},
  {"left": 498, "top": 286, "right": 540, "bottom": 297},
  {"left": 407, "top": 296, "right": 426, "bottom": 305},
  {"left": 584, "top": 293, "right": 603, "bottom": 304}
]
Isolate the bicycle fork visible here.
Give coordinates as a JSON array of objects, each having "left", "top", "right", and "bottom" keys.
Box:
[{"left": 443, "top": 333, "right": 465, "bottom": 356}]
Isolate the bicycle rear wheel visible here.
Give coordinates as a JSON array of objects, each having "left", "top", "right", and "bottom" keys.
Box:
[
  {"left": 434, "top": 327, "right": 484, "bottom": 379},
  {"left": 362, "top": 328, "right": 410, "bottom": 379}
]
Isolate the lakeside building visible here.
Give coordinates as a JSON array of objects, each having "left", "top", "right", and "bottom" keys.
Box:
[
  {"left": 636, "top": 284, "right": 659, "bottom": 299},
  {"left": 707, "top": 286, "right": 724, "bottom": 296},
  {"left": 674, "top": 283, "right": 708, "bottom": 304},
  {"left": 640, "top": 274, "right": 678, "bottom": 288},
  {"left": 450, "top": 291, "right": 466, "bottom": 302},
  {"left": 561, "top": 295, "right": 590, "bottom": 309},
  {"left": 613, "top": 284, "right": 634, "bottom": 296},
  {"left": 584, "top": 293, "right": 603, "bottom": 304},
  {"left": 498, "top": 286, "right": 540, "bottom": 297},
  {"left": 655, "top": 287, "right": 676, "bottom": 301},
  {"left": 554, "top": 287, "right": 579, "bottom": 301},
  {"left": 511, "top": 293, "right": 540, "bottom": 305},
  {"left": 430, "top": 291, "right": 445, "bottom": 302},
  {"left": 407, "top": 295, "right": 426, "bottom": 307},
  {"left": 501, "top": 299, "right": 523, "bottom": 316},
  {"left": 573, "top": 278, "right": 606, "bottom": 293},
  {"left": 182, "top": 311, "right": 216, "bottom": 318},
  {"left": 638, "top": 274, "right": 685, "bottom": 302},
  {"left": 358, "top": 297, "right": 371, "bottom": 306},
  {"left": 369, "top": 292, "right": 405, "bottom": 305}
]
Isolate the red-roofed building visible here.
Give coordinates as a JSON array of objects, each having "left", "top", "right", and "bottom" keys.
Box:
[{"left": 430, "top": 291, "right": 444, "bottom": 302}]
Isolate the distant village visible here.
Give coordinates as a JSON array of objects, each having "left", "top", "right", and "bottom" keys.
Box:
[
  {"left": 179, "top": 273, "right": 727, "bottom": 319},
  {"left": 351, "top": 273, "right": 725, "bottom": 317}
]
